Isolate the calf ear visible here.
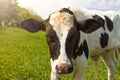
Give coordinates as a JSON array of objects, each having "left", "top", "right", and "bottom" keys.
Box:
[
  {"left": 76, "top": 19, "right": 102, "bottom": 33},
  {"left": 20, "top": 18, "right": 46, "bottom": 33}
]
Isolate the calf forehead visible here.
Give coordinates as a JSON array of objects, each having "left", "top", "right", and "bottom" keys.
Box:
[{"left": 49, "top": 12, "right": 74, "bottom": 33}]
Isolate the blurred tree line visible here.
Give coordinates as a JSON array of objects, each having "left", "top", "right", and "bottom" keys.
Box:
[{"left": 0, "top": 0, "right": 42, "bottom": 27}]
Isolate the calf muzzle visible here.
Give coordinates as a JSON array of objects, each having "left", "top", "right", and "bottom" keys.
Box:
[{"left": 56, "top": 63, "right": 73, "bottom": 74}]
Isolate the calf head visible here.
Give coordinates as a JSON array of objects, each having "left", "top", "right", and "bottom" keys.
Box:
[{"left": 20, "top": 8, "right": 103, "bottom": 74}]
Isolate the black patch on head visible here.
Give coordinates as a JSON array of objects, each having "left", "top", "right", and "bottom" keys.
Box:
[
  {"left": 104, "top": 16, "right": 113, "bottom": 32},
  {"left": 73, "top": 40, "right": 89, "bottom": 59},
  {"left": 66, "top": 27, "right": 80, "bottom": 60},
  {"left": 46, "top": 25, "right": 61, "bottom": 60},
  {"left": 92, "top": 15, "right": 105, "bottom": 30},
  {"left": 100, "top": 33, "right": 109, "bottom": 48},
  {"left": 59, "top": 8, "right": 74, "bottom": 15}
]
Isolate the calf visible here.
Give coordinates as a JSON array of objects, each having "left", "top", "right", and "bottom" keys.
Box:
[{"left": 20, "top": 6, "right": 120, "bottom": 80}]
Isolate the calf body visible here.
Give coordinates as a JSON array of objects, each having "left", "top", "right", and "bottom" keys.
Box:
[
  {"left": 69, "top": 7, "right": 120, "bottom": 80},
  {"left": 20, "top": 6, "right": 120, "bottom": 80}
]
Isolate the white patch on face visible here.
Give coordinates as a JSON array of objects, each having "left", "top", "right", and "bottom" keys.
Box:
[
  {"left": 49, "top": 12, "right": 74, "bottom": 64},
  {"left": 50, "top": 59, "right": 61, "bottom": 80}
]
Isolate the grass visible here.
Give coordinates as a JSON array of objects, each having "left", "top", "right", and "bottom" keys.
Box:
[{"left": 0, "top": 27, "right": 120, "bottom": 80}]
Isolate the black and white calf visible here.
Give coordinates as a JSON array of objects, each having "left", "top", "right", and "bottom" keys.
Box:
[{"left": 20, "top": 6, "right": 120, "bottom": 80}]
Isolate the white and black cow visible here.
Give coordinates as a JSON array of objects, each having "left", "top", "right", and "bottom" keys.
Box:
[{"left": 19, "top": 6, "right": 120, "bottom": 80}]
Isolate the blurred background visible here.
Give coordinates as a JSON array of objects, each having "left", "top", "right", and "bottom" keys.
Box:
[
  {"left": 0, "top": 0, "right": 120, "bottom": 27},
  {"left": 18, "top": 0, "right": 120, "bottom": 19},
  {"left": 0, "top": 0, "right": 42, "bottom": 27}
]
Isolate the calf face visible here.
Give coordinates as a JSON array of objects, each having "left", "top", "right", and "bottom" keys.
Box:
[{"left": 20, "top": 8, "right": 103, "bottom": 75}]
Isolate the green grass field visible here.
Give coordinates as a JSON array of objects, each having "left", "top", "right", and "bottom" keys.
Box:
[{"left": 0, "top": 27, "right": 120, "bottom": 80}]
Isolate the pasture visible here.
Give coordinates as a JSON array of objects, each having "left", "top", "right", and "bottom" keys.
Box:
[{"left": 0, "top": 27, "right": 120, "bottom": 80}]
